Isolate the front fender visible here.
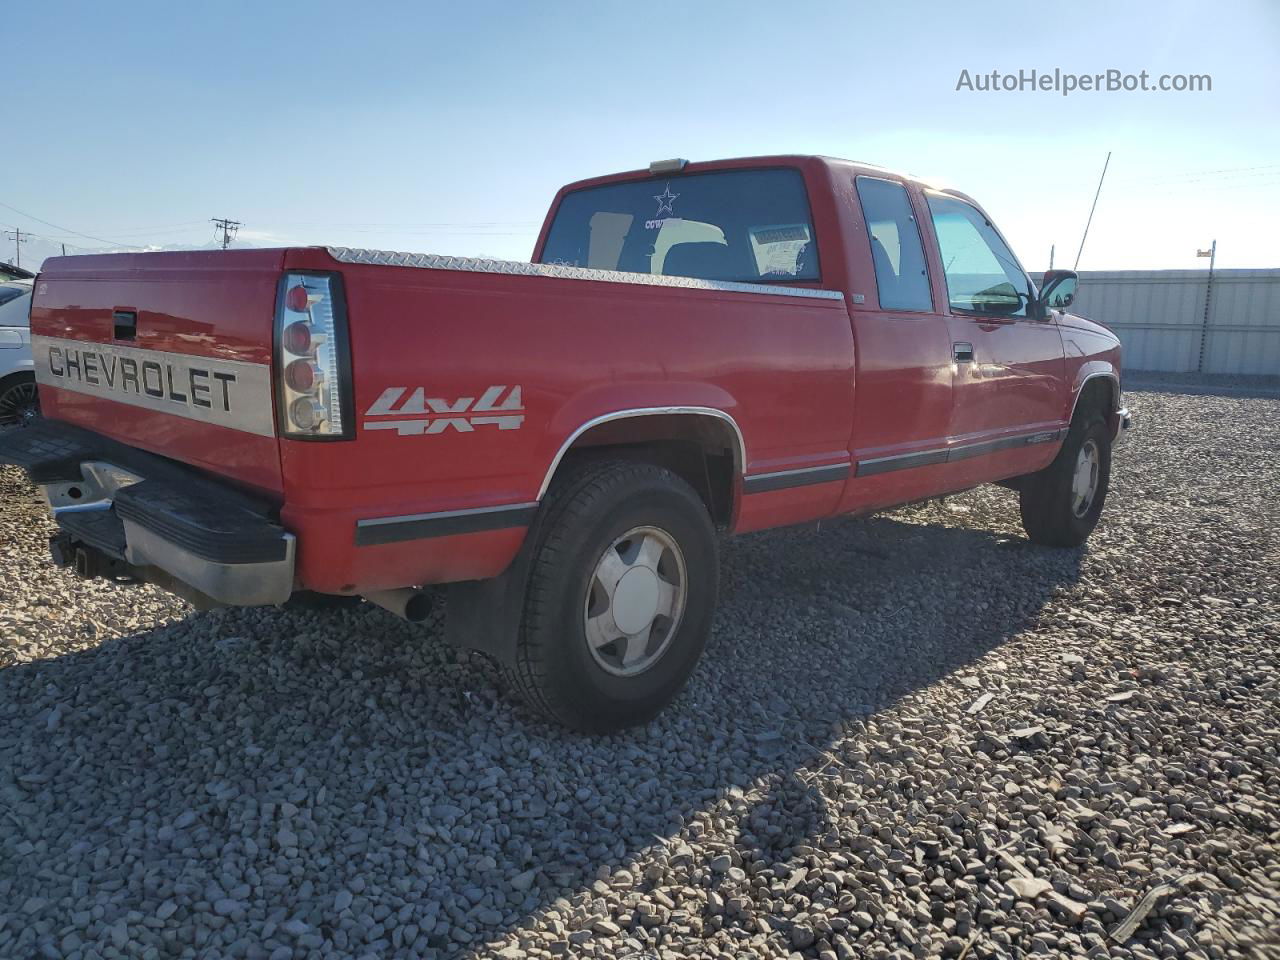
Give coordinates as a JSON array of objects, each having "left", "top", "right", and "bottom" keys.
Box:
[{"left": 1071, "top": 360, "right": 1119, "bottom": 405}]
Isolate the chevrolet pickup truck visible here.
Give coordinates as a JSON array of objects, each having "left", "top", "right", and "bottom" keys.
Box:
[{"left": 0, "top": 155, "right": 1130, "bottom": 732}]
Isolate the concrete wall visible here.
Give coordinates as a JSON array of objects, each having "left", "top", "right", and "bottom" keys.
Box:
[{"left": 1063, "top": 269, "right": 1280, "bottom": 375}]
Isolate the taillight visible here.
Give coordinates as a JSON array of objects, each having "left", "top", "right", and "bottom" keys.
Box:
[
  {"left": 275, "top": 272, "right": 353, "bottom": 440},
  {"left": 284, "top": 358, "right": 316, "bottom": 391},
  {"left": 286, "top": 284, "right": 312, "bottom": 313},
  {"left": 282, "top": 320, "right": 312, "bottom": 354}
]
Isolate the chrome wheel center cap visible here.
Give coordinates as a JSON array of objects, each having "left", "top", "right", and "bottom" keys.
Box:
[
  {"left": 612, "top": 567, "right": 660, "bottom": 635},
  {"left": 584, "top": 525, "right": 688, "bottom": 678}
]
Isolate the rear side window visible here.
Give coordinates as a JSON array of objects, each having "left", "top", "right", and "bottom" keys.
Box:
[
  {"left": 855, "top": 177, "right": 932, "bottom": 312},
  {"left": 539, "top": 168, "right": 820, "bottom": 284}
]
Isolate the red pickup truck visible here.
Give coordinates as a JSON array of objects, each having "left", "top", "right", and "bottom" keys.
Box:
[{"left": 2, "top": 155, "right": 1129, "bottom": 732}]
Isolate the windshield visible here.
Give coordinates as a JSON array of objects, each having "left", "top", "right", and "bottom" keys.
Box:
[{"left": 539, "top": 168, "right": 820, "bottom": 284}]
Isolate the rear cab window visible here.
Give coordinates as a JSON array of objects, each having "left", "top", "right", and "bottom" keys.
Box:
[
  {"left": 539, "top": 168, "right": 821, "bottom": 285},
  {"left": 854, "top": 177, "right": 932, "bottom": 312}
]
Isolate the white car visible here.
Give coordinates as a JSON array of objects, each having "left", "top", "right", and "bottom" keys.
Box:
[{"left": 0, "top": 279, "right": 37, "bottom": 429}]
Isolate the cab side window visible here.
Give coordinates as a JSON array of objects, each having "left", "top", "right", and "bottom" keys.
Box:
[
  {"left": 926, "top": 194, "right": 1033, "bottom": 317},
  {"left": 854, "top": 177, "right": 933, "bottom": 312}
]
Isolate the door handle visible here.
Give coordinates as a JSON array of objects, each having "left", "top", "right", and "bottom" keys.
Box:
[{"left": 953, "top": 342, "right": 974, "bottom": 362}]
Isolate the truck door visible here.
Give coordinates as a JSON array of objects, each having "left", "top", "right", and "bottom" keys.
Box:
[
  {"left": 839, "top": 176, "right": 958, "bottom": 513},
  {"left": 922, "top": 193, "right": 1066, "bottom": 482}
]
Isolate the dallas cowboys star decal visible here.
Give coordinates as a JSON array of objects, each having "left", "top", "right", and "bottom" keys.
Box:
[{"left": 653, "top": 184, "right": 680, "bottom": 217}]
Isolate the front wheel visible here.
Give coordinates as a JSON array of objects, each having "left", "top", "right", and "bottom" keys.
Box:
[
  {"left": 507, "top": 460, "right": 719, "bottom": 733},
  {"left": 1019, "top": 415, "right": 1112, "bottom": 547}
]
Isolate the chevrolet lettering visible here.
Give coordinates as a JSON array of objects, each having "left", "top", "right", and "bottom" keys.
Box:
[
  {"left": 2, "top": 155, "right": 1131, "bottom": 733},
  {"left": 32, "top": 335, "right": 274, "bottom": 437}
]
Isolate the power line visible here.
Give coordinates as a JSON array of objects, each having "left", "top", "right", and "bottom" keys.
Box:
[
  {"left": 211, "top": 217, "right": 241, "bottom": 250},
  {"left": 1, "top": 223, "right": 102, "bottom": 253},
  {"left": 1113, "top": 162, "right": 1280, "bottom": 187},
  {"left": 0, "top": 200, "right": 545, "bottom": 250},
  {"left": 267, "top": 220, "right": 542, "bottom": 228},
  {"left": 0, "top": 199, "right": 137, "bottom": 248},
  {"left": 45, "top": 220, "right": 211, "bottom": 240}
]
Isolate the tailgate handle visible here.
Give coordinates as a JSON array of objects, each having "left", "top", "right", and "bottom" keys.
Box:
[{"left": 113, "top": 310, "right": 137, "bottom": 340}]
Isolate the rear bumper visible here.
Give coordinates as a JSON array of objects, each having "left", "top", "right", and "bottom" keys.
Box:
[{"left": 0, "top": 421, "right": 294, "bottom": 606}]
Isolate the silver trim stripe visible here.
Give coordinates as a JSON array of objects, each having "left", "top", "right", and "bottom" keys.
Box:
[
  {"left": 742, "top": 462, "right": 851, "bottom": 494},
  {"left": 855, "top": 428, "right": 1066, "bottom": 477},
  {"left": 356, "top": 501, "right": 539, "bottom": 546},
  {"left": 326, "top": 247, "right": 845, "bottom": 301}
]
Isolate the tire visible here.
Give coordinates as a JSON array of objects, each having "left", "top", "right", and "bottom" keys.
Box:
[
  {"left": 0, "top": 373, "right": 39, "bottom": 430},
  {"left": 507, "top": 459, "right": 718, "bottom": 733},
  {"left": 1019, "top": 414, "right": 1111, "bottom": 547}
]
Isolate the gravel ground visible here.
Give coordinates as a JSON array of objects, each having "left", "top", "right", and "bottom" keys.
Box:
[{"left": 1, "top": 389, "right": 1277, "bottom": 960}]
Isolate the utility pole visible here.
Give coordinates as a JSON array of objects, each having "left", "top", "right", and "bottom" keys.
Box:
[
  {"left": 4, "top": 228, "right": 28, "bottom": 267},
  {"left": 211, "top": 218, "right": 241, "bottom": 250},
  {"left": 1195, "top": 240, "right": 1217, "bottom": 374},
  {"left": 1049, "top": 244, "right": 1055, "bottom": 270}
]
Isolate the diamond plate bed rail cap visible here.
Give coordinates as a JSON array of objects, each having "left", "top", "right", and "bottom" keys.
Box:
[{"left": 324, "top": 247, "right": 844, "bottom": 300}]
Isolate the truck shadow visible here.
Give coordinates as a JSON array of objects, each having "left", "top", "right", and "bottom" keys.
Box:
[{"left": 0, "top": 506, "right": 1083, "bottom": 956}]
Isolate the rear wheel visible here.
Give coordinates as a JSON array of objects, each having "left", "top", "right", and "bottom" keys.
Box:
[
  {"left": 0, "top": 374, "right": 38, "bottom": 430},
  {"left": 508, "top": 459, "right": 718, "bottom": 733},
  {"left": 1019, "top": 415, "right": 1111, "bottom": 547}
]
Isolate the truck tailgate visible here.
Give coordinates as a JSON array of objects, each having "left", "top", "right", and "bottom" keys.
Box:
[{"left": 29, "top": 249, "right": 286, "bottom": 495}]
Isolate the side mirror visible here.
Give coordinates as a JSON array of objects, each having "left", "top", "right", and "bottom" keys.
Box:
[{"left": 1040, "top": 269, "right": 1079, "bottom": 311}]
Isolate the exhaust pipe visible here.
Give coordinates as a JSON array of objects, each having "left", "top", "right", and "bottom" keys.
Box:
[{"left": 363, "top": 588, "right": 434, "bottom": 623}]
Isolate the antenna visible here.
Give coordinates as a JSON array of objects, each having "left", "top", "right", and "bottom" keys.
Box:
[
  {"left": 211, "top": 217, "right": 241, "bottom": 250},
  {"left": 1074, "top": 151, "right": 1111, "bottom": 270}
]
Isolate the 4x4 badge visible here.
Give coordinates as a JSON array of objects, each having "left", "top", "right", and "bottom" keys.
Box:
[{"left": 363, "top": 385, "right": 524, "bottom": 435}]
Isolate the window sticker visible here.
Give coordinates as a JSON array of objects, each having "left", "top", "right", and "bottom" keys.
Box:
[
  {"left": 586, "top": 211, "right": 633, "bottom": 269},
  {"left": 749, "top": 223, "right": 812, "bottom": 277},
  {"left": 646, "top": 183, "right": 681, "bottom": 230},
  {"left": 651, "top": 220, "right": 727, "bottom": 274}
]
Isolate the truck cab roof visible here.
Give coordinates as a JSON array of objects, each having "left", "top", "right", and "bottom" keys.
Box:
[
  {"left": 551, "top": 154, "right": 981, "bottom": 225},
  {"left": 560, "top": 154, "right": 948, "bottom": 193}
]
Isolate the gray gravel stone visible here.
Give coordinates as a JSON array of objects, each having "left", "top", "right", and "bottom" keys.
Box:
[{"left": 1, "top": 388, "right": 1278, "bottom": 960}]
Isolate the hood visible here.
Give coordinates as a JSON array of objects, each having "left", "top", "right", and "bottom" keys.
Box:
[{"left": 1057, "top": 311, "right": 1119, "bottom": 344}]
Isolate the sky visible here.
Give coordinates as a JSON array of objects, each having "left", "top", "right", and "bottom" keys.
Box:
[{"left": 6, "top": 0, "right": 1279, "bottom": 272}]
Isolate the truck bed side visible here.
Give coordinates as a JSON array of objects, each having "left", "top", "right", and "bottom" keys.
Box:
[{"left": 279, "top": 247, "right": 856, "bottom": 592}]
